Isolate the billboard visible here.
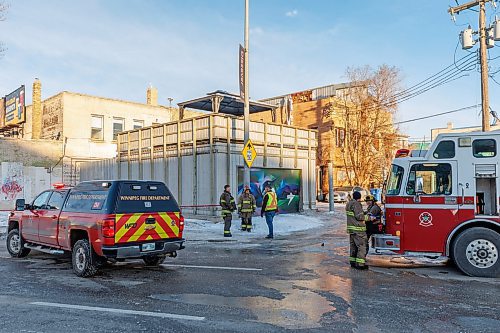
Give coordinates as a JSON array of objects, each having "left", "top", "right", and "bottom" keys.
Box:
[
  {"left": 237, "top": 167, "right": 301, "bottom": 214},
  {"left": 3, "top": 86, "right": 26, "bottom": 127}
]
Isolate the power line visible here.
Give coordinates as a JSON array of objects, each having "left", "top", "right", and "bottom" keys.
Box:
[{"left": 394, "top": 105, "right": 480, "bottom": 125}]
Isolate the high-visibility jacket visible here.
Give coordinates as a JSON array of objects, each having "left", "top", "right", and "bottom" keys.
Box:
[
  {"left": 238, "top": 193, "right": 256, "bottom": 213},
  {"left": 262, "top": 191, "right": 278, "bottom": 212},
  {"left": 345, "top": 199, "right": 368, "bottom": 234},
  {"left": 220, "top": 191, "right": 236, "bottom": 217}
]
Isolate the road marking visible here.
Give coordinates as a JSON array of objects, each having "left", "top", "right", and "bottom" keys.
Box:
[
  {"left": 162, "top": 264, "right": 262, "bottom": 271},
  {"left": 30, "top": 302, "right": 205, "bottom": 321}
]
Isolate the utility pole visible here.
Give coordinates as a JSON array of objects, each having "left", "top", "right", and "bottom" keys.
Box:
[
  {"left": 243, "top": 0, "right": 250, "bottom": 187},
  {"left": 449, "top": 0, "right": 491, "bottom": 131}
]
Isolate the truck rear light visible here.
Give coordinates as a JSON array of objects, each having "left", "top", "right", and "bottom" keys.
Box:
[
  {"left": 179, "top": 215, "right": 185, "bottom": 232},
  {"left": 386, "top": 241, "right": 394, "bottom": 246},
  {"left": 102, "top": 218, "right": 115, "bottom": 238}
]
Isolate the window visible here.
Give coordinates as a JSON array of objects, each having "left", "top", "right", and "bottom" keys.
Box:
[
  {"left": 473, "top": 139, "right": 496, "bottom": 158},
  {"left": 113, "top": 118, "right": 124, "bottom": 141},
  {"left": 406, "top": 163, "right": 452, "bottom": 196},
  {"left": 335, "top": 128, "right": 345, "bottom": 147},
  {"left": 133, "top": 119, "right": 144, "bottom": 129},
  {"left": 386, "top": 165, "right": 404, "bottom": 195},
  {"left": 91, "top": 115, "right": 104, "bottom": 140},
  {"left": 32, "top": 191, "right": 51, "bottom": 210},
  {"left": 64, "top": 190, "right": 109, "bottom": 213},
  {"left": 116, "top": 182, "right": 179, "bottom": 213},
  {"left": 46, "top": 191, "right": 67, "bottom": 210},
  {"left": 433, "top": 140, "right": 455, "bottom": 159}
]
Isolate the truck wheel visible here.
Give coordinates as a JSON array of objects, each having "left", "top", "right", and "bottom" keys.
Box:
[
  {"left": 72, "top": 239, "right": 98, "bottom": 277},
  {"left": 142, "top": 255, "right": 166, "bottom": 266},
  {"left": 452, "top": 227, "right": 499, "bottom": 278},
  {"left": 6, "top": 229, "right": 31, "bottom": 258}
]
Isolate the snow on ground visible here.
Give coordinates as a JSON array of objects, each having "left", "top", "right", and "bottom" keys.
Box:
[
  {"left": 183, "top": 213, "right": 325, "bottom": 242},
  {"left": 0, "top": 211, "right": 8, "bottom": 235}
]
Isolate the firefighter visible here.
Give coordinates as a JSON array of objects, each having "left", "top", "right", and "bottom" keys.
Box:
[
  {"left": 365, "top": 194, "right": 383, "bottom": 255},
  {"left": 220, "top": 184, "right": 236, "bottom": 237},
  {"left": 346, "top": 191, "right": 372, "bottom": 269},
  {"left": 238, "top": 185, "right": 257, "bottom": 232},
  {"left": 261, "top": 185, "right": 278, "bottom": 239}
]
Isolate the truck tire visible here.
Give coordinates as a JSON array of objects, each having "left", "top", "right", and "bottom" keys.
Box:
[
  {"left": 142, "top": 254, "right": 166, "bottom": 266},
  {"left": 72, "top": 239, "right": 98, "bottom": 277},
  {"left": 452, "top": 227, "right": 499, "bottom": 278},
  {"left": 6, "top": 229, "right": 31, "bottom": 258}
]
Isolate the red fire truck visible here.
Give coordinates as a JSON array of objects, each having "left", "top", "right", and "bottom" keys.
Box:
[{"left": 374, "top": 131, "right": 499, "bottom": 278}]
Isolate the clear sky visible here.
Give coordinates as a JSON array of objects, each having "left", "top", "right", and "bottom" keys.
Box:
[{"left": 1, "top": 0, "right": 499, "bottom": 140}]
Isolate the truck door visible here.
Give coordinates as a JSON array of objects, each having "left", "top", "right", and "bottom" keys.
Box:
[
  {"left": 22, "top": 191, "right": 52, "bottom": 242},
  {"left": 38, "top": 190, "right": 67, "bottom": 246},
  {"left": 403, "top": 162, "right": 458, "bottom": 252}
]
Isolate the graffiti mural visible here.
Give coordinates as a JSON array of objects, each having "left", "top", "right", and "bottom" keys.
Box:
[
  {"left": 1, "top": 162, "right": 24, "bottom": 201},
  {"left": 237, "top": 167, "right": 301, "bottom": 214}
]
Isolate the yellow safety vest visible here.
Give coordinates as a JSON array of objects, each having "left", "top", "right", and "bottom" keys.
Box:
[{"left": 265, "top": 192, "right": 278, "bottom": 211}]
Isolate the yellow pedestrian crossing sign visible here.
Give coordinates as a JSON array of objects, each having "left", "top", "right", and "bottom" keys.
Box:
[{"left": 242, "top": 139, "right": 257, "bottom": 167}]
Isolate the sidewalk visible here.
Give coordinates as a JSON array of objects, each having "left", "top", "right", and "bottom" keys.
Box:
[{"left": 183, "top": 213, "right": 325, "bottom": 242}]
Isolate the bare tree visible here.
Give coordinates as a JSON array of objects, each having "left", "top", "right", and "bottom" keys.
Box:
[{"left": 332, "top": 65, "right": 403, "bottom": 188}]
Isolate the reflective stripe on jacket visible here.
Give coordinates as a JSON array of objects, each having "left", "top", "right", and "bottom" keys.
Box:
[
  {"left": 220, "top": 191, "right": 236, "bottom": 215},
  {"left": 238, "top": 193, "right": 256, "bottom": 213},
  {"left": 345, "top": 199, "right": 367, "bottom": 234}
]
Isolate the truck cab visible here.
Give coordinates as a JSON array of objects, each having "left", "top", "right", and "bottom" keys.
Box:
[
  {"left": 375, "top": 131, "right": 500, "bottom": 278},
  {"left": 7, "top": 180, "right": 185, "bottom": 277}
]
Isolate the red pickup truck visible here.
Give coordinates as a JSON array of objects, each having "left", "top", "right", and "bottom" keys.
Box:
[{"left": 6, "top": 180, "right": 185, "bottom": 277}]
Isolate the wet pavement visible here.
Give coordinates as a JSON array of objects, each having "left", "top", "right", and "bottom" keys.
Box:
[{"left": 0, "top": 208, "right": 498, "bottom": 332}]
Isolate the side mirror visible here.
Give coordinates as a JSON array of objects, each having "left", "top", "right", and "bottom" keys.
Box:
[{"left": 15, "top": 199, "right": 25, "bottom": 211}]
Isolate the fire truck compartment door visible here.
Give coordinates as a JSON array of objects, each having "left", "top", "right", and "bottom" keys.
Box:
[{"left": 403, "top": 161, "right": 458, "bottom": 252}]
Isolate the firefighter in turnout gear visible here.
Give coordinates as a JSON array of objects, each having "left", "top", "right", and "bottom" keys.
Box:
[
  {"left": 346, "top": 191, "right": 373, "bottom": 269},
  {"left": 238, "top": 185, "right": 256, "bottom": 232},
  {"left": 365, "top": 194, "right": 383, "bottom": 255},
  {"left": 220, "top": 185, "right": 237, "bottom": 237}
]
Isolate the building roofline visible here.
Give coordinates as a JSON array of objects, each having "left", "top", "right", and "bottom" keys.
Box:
[
  {"left": 259, "top": 81, "right": 364, "bottom": 102},
  {"left": 26, "top": 91, "right": 172, "bottom": 110}
]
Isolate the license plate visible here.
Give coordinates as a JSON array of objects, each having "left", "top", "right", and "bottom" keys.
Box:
[{"left": 142, "top": 243, "right": 155, "bottom": 251}]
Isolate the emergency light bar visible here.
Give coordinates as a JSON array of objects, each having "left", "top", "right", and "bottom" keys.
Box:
[
  {"left": 52, "top": 183, "right": 66, "bottom": 189},
  {"left": 395, "top": 149, "right": 410, "bottom": 158}
]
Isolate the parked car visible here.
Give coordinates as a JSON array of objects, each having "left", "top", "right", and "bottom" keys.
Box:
[
  {"left": 333, "top": 191, "right": 348, "bottom": 203},
  {"left": 335, "top": 186, "right": 370, "bottom": 201},
  {"left": 6, "top": 180, "right": 185, "bottom": 277}
]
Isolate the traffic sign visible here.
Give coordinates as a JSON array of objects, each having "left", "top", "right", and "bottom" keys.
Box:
[{"left": 242, "top": 139, "right": 257, "bottom": 168}]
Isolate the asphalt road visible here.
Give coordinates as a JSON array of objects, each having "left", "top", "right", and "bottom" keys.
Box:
[{"left": 0, "top": 210, "right": 498, "bottom": 333}]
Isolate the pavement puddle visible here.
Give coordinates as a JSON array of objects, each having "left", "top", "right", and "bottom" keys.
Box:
[{"left": 151, "top": 290, "right": 335, "bottom": 329}]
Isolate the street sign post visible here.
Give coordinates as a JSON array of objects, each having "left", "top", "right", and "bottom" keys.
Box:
[{"left": 242, "top": 139, "right": 257, "bottom": 168}]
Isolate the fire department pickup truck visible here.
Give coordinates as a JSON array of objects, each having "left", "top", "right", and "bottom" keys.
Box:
[
  {"left": 6, "top": 180, "right": 185, "bottom": 277},
  {"left": 375, "top": 131, "right": 500, "bottom": 278}
]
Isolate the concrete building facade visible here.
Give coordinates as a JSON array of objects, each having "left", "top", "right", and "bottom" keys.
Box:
[{"left": 1, "top": 79, "right": 179, "bottom": 184}]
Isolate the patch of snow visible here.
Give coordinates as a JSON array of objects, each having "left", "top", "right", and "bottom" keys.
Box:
[{"left": 183, "top": 213, "right": 324, "bottom": 242}]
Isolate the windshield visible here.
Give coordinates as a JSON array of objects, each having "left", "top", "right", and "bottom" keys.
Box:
[{"left": 386, "top": 164, "right": 404, "bottom": 195}]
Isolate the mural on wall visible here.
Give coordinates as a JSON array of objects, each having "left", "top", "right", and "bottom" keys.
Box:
[
  {"left": 1, "top": 162, "right": 24, "bottom": 201},
  {"left": 237, "top": 167, "right": 301, "bottom": 214}
]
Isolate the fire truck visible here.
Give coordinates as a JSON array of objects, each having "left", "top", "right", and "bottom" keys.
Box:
[{"left": 374, "top": 131, "right": 500, "bottom": 278}]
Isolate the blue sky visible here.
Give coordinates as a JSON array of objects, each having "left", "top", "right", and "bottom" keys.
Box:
[{"left": 0, "top": 0, "right": 499, "bottom": 139}]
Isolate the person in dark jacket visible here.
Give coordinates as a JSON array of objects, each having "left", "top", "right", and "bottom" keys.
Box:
[
  {"left": 261, "top": 185, "right": 278, "bottom": 239},
  {"left": 219, "top": 185, "right": 236, "bottom": 237},
  {"left": 365, "top": 194, "right": 383, "bottom": 255}
]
